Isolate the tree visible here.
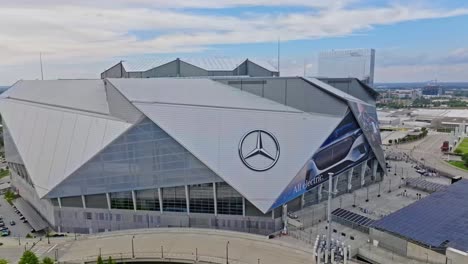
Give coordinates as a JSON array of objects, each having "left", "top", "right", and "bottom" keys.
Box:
[
  {"left": 107, "top": 256, "right": 115, "bottom": 264},
  {"left": 97, "top": 255, "right": 104, "bottom": 264},
  {"left": 19, "top": 251, "right": 39, "bottom": 264},
  {"left": 388, "top": 139, "right": 393, "bottom": 144},
  {"left": 0, "top": 259, "right": 8, "bottom": 264},
  {"left": 462, "top": 153, "right": 468, "bottom": 167},
  {"left": 42, "top": 257, "right": 53, "bottom": 264}
]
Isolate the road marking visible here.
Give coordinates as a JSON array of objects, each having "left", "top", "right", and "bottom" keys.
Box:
[{"left": 46, "top": 244, "right": 58, "bottom": 253}]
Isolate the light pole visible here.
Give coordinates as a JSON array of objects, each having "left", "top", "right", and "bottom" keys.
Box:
[
  {"left": 131, "top": 235, "right": 135, "bottom": 259},
  {"left": 326, "top": 172, "right": 334, "bottom": 262},
  {"left": 226, "top": 241, "right": 230, "bottom": 264}
]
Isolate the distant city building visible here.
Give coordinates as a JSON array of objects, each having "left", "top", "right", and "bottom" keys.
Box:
[
  {"left": 101, "top": 57, "right": 279, "bottom": 79},
  {"left": 422, "top": 81, "right": 445, "bottom": 96},
  {"left": 318, "top": 48, "right": 375, "bottom": 86}
]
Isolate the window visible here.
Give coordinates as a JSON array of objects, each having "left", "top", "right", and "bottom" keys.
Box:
[
  {"left": 189, "top": 183, "right": 214, "bottom": 214},
  {"left": 216, "top": 182, "right": 243, "bottom": 215},
  {"left": 110, "top": 191, "right": 134, "bottom": 210},
  {"left": 162, "top": 186, "right": 187, "bottom": 212},
  {"left": 135, "top": 189, "right": 160, "bottom": 211}
]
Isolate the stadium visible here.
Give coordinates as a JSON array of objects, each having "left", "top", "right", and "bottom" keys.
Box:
[{"left": 0, "top": 76, "right": 384, "bottom": 234}]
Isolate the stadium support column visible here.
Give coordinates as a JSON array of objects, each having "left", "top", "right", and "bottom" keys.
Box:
[
  {"left": 360, "top": 163, "right": 366, "bottom": 187},
  {"left": 318, "top": 184, "right": 323, "bottom": 201},
  {"left": 372, "top": 159, "right": 378, "bottom": 179},
  {"left": 242, "top": 197, "right": 246, "bottom": 217},
  {"left": 81, "top": 195, "right": 86, "bottom": 209},
  {"left": 213, "top": 183, "right": 218, "bottom": 216},
  {"left": 185, "top": 185, "right": 190, "bottom": 215},
  {"left": 57, "top": 197, "right": 62, "bottom": 208},
  {"left": 158, "top": 188, "right": 163, "bottom": 213},
  {"left": 347, "top": 168, "right": 353, "bottom": 192},
  {"left": 333, "top": 174, "right": 339, "bottom": 194},
  {"left": 106, "top": 193, "right": 111, "bottom": 210},
  {"left": 131, "top": 190, "right": 137, "bottom": 211}
]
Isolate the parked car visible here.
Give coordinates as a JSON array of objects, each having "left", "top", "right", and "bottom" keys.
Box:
[
  {"left": 1, "top": 230, "right": 10, "bottom": 236},
  {"left": 19, "top": 216, "right": 25, "bottom": 220},
  {"left": 0, "top": 227, "right": 8, "bottom": 231},
  {"left": 10, "top": 220, "right": 15, "bottom": 226},
  {"left": 22, "top": 219, "right": 28, "bottom": 223}
]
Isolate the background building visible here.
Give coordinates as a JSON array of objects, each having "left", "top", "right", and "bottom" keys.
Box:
[
  {"left": 318, "top": 49, "right": 376, "bottom": 86},
  {"left": 101, "top": 57, "right": 279, "bottom": 79},
  {"left": 0, "top": 77, "right": 383, "bottom": 234}
]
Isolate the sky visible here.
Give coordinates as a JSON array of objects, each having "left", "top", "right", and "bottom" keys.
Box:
[{"left": 1, "top": 0, "right": 468, "bottom": 85}]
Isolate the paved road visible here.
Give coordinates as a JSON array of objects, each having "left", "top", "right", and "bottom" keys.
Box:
[{"left": 386, "top": 133, "right": 468, "bottom": 178}]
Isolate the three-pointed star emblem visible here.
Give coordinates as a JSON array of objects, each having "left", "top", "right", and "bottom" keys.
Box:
[{"left": 239, "top": 130, "right": 280, "bottom": 171}]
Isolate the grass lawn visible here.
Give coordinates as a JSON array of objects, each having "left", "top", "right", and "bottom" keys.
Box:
[
  {"left": 0, "top": 169, "right": 9, "bottom": 179},
  {"left": 455, "top": 138, "right": 468, "bottom": 154},
  {"left": 448, "top": 160, "right": 468, "bottom": 171}
]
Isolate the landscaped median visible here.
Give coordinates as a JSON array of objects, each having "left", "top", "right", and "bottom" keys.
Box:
[
  {"left": 455, "top": 138, "right": 468, "bottom": 154},
  {"left": 447, "top": 160, "right": 468, "bottom": 171}
]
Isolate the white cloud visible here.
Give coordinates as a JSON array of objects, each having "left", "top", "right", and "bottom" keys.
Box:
[{"left": 1, "top": 1, "right": 468, "bottom": 83}]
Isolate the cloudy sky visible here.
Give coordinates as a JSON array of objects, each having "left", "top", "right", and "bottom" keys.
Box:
[{"left": 1, "top": 0, "right": 468, "bottom": 85}]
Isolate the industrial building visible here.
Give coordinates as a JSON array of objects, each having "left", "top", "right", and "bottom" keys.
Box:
[
  {"left": 0, "top": 77, "right": 384, "bottom": 235},
  {"left": 371, "top": 179, "right": 468, "bottom": 263},
  {"left": 101, "top": 57, "right": 279, "bottom": 79},
  {"left": 318, "top": 49, "right": 376, "bottom": 86}
]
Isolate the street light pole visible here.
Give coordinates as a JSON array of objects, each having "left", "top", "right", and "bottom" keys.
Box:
[
  {"left": 326, "top": 172, "right": 334, "bottom": 262},
  {"left": 131, "top": 235, "right": 135, "bottom": 259},
  {"left": 226, "top": 241, "right": 230, "bottom": 264}
]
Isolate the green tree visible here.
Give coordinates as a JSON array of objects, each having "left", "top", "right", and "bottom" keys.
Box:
[
  {"left": 97, "top": 255, "right": 104, "bottom": 264},
  {"left": 462, "top": 153, "right": 468, "bottom": 167},
  {"left": 107, "top": 256, "right": 115, "bottom": 264},
  {"left": 19, "top": 251, "right": 39, "bottom": 264},
  {"left": 42, "top": 257, "right": 53, "bottom": 264},
  {"left": 0, "top": 258, "right": 8, "bottom": 264}
]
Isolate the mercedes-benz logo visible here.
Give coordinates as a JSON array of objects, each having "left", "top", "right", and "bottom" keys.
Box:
[{"left": 238, "top": 130, "right": 280, "bottom": 171}]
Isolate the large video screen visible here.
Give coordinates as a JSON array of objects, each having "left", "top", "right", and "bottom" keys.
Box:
[{"left": 270, "top": 111, "right": 373, "bottom": 210}]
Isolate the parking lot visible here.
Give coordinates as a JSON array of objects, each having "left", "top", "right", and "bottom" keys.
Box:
[{"left": 0, "top": 195, "right": 34, "bottom": 237}]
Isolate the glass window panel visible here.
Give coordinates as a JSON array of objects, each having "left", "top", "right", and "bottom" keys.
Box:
[
  {"left": 162, "top": 186, "right": 187, "bottom": 212},
  {"left": 189, "top": 183, "right": 214, "bottom": 214},
  {"left": 216, "top": 182, "right": 243, "bottom": 215},
  {"left": 135, "top": 189, "right": 160, "bottom": 211},
  {"left": 110, "top": 191, "right": 133, "bottom": 210}
]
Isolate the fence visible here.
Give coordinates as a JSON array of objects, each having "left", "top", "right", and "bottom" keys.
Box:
[{"left": 60, "top": 250, "right": 248, "bottom": 264}]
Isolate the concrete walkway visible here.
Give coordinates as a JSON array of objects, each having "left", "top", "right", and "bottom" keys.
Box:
[{"left": 0, "top": 228, "right": 315, "bottom": 264}]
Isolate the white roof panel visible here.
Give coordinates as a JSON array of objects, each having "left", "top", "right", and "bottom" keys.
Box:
[
  {"left": 108, "top": 78, "right": 301, "bottom": 113},
  {"left": 304, "top": 77, "right": 367, "bottom": 104},
  {"left": 134, "top": 102, "right": 342, "bottom": 212},
  {"left": 122, "top": 57, "right": 175, "bottom": 72},
  {"left": 0, "top": 99, "right": 131, "bottom": 198},
  {"left": 120, "top": 57, "right": 277, "bottom": 72},
  {"left": 5, "top": 80, "right": 109, "bottom": 115}
]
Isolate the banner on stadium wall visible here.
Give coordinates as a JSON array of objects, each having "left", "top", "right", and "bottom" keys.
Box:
[{"left": 270, "top": 110, "right": 374, "bottom": 210}]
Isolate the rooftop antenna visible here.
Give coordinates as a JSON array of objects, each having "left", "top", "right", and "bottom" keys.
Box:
[
  {"left": 40, "top": 52, "right": 44, "bottom": 80},
  {"left": 277, "top": 37, "right": 280, "bottom": 76}
]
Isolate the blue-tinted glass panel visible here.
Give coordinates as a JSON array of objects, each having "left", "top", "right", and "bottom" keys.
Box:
[{"left": 47, "top": 118, "right": 222, "bottom": 197}]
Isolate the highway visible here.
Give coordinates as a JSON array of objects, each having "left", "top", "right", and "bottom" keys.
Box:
[{"left": 385, "top": 132, "right": 468, "bottom": 178}]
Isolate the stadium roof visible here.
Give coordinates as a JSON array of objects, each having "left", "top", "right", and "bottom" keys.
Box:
[
  {"left": 373, "top": 179, "right": 468, "bottom": 252},
  {"left": 0, "top": 77, "right": 383, "bottom": 213},
  {"left": 120, "top": 57, "right": 278, "bottom": 72}
]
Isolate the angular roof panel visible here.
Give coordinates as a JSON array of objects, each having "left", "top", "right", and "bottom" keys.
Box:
[
  {"left": 110, "top": 78, "right": 342, "bottom": 212},
  {"left": 120, "top": 57, "right": 277, "bottom": 72},
  {"left": 0, "top": 99, "right": 131, "bottom": 197},
  {"left": 4, "top": 80, "right": 109, "bottom": 115},
  {"left": 108, "top": 78, "right": 299, "bottom": 112}
]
